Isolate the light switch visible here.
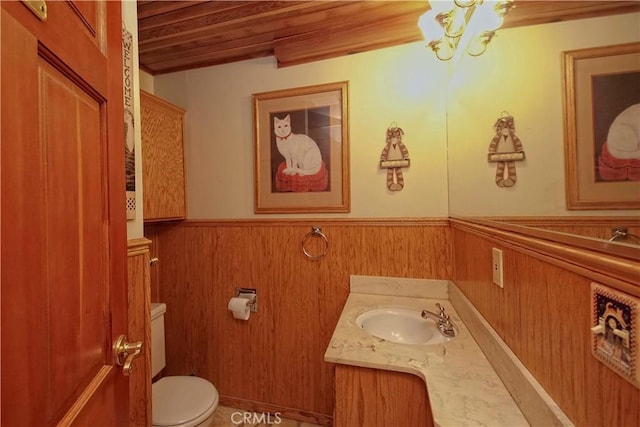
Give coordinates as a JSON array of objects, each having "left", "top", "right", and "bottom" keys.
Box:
[{"left": 492, "top": 248, "right": 504, "bottom": 288}]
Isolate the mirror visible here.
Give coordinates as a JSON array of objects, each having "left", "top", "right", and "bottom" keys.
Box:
[{"left": 445, "top": 13, "right": 639, "bottom": 251}]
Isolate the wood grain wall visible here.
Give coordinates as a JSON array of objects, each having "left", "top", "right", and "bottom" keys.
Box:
[
  {"left": 144, "top": 219, "right": 451, "bottom": 424},
  {"left": 127, "top": 238, "right": 152, "bottom": 427},
  {"left": 450, "top": 221, "right": 640, "bottom": 427}
]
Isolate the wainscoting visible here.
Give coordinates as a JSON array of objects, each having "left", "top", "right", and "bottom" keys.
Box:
[
  {"left": 144, "top": 219, "right": 451, "bottom": 425},
  {"left": 450, "top": 219, "right": 639, "bottom": 427},
  {"left": 127, "top": 238, "right": 152, "bottom": 427},
  {"left": 145, "top": 217, "right": 639, "bottom": 427}
]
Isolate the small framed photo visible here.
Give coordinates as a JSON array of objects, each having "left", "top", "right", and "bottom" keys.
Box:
[
  {"left": 253, "top": 81, "right": 350, "bottom": 214},
  {"left": 591, "top": 282, "right": 639, "bottom": 388},
  {"left": 562, "top": 42, "right": 640, "bottom": 210}
]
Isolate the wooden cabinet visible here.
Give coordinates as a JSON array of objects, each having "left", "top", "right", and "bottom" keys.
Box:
[
  {"left": 140, "top": 90, "right": 186, "bottom": 221},
  {"left": 334, "top": 364, "right": 434, "bottom": 427}
]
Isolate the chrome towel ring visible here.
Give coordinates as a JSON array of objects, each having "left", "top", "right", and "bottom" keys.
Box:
[{"left": 302, "top": 226, "right": 329, "bottom": 260}]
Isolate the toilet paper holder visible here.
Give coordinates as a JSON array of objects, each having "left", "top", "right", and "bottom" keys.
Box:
[{"left": 235, "top": 287, "right": 257, "bottom": 312}]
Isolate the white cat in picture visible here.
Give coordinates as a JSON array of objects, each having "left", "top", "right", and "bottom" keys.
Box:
[{"left": 274, "top": 114, "right": 322, "bottom": 176}]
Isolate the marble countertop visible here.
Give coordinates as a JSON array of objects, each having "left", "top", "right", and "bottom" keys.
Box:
[{"left": 324, "top": 280, "right": 529, "bottom": 427}]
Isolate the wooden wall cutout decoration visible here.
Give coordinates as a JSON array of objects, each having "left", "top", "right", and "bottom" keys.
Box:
[
  {"left": 380, "top": 124, "right": 410, "bottom": 191},
  {"left": 123, "top": 24, "right": 136, "bottom": 220},
  {"left": 590, "top": 282, "right": 639, "bottom": 389},
  {"left": 487, "top": 112, "right": 525, "bottom": 188}
]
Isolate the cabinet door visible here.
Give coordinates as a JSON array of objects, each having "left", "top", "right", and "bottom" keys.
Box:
[
  {"left": 334, "top": 365, "right": 434, "bottom": 427},
  {"left": 141, "top": 90, "right": 186, "bottom": 221}
]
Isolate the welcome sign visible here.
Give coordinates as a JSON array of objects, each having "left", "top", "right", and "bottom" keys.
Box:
[{"left": 123, "top": 25, "right": 136, "bottom": 220}]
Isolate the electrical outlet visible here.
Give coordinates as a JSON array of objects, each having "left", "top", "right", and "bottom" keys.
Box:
[{"left": 492, "top": 248, "right": 504, "bottom": 288}]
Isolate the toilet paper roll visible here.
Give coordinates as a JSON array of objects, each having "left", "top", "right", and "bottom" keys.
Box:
[{"left": 228, "top": 297, "right": 250, "bottom": 320}]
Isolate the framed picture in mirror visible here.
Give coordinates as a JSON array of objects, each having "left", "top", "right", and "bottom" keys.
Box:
[
  {"left": 562, "top": 42, "right": 640, "bottom": 210},
  {"left": 253, "top": 81, "right": 350, "bottom": 213}
]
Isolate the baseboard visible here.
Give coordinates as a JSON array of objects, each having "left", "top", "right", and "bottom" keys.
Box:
[
  {"left": 219, "top": 396, "right": 332, "bottom": 426},
  {"left": 449, "top": 282, "right": 574, "bottom": 427}
]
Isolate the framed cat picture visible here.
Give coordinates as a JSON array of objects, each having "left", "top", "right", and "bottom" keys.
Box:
[
  {"left": 562, "top": 42, "right": 640, "bottom": 210},
  {"left": 253, "top": 81, "right": 350, "bottom": 213}
]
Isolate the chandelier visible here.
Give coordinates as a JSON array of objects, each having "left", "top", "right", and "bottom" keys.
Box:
[{"left": 418, "top": 0, "right": 515, "bottom": 61}]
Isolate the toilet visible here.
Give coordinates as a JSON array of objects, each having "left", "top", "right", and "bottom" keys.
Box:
[{"left": 151, "top": 303, "right": 220, "bottom": 427}]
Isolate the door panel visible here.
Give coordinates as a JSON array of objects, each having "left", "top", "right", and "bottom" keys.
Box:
[
  {"left": 69, "top": 0, "right": 99, "bottom": 37},
  {"left": 40, "top": 57, "right": 108, "bottom": 420},
  {"left": 1, "top": 1, "right": 128, "bottom": 425}
]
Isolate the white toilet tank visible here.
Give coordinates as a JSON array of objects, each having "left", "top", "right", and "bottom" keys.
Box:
[
  {"left": 151, "top": 303, "right": 167, "bottom": 377},
  {"left": 150, "top": 302, "right": 220, "bottom": 427}
]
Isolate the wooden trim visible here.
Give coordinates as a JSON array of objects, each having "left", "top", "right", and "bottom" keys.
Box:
[
  {"left": 480, "top": 215, "right": 640, "bottom": 227},
  {"left": 128, "top": 237, "right": 152, "bottom": 254},
  {"left": 58, "top": 366, "right": 114, "bottom": 426},
  {"left": 178, "top": 218, "right": 451, "bottom": 227},
  {"left": 450, "top": 218, "right": 640, "bottom": 297},
  {"left": 127, "top": 238, "right": 152, "bottom": 427},
  {"left": 454, "top": 217, "right": 640, "bottom": 261}
]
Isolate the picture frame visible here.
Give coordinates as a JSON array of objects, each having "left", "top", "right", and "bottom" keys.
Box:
[
  {"left": 253, "top": 81, "right": 350, "bottom": 213},
  {"left": 562, "top": 42, "right": 640, "bottom": 210},
  {"left": 590, "top": 282, "right": 639, "bottom": 389}
]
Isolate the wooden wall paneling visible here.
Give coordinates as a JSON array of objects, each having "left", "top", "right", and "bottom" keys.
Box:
[
  {"left": 127, "top": 238, "right": 152, "bottom": 427},
  {"left": 144, "top": 224, "right": 165, "bottom": 303},
  {"left": 452, "top": 218, "right": 639, "bottom": 295},
  {"left": 500, "top": 246, "right": 523, "bottom": 353},
  {"left": 149, "top": 227, "right": 160, "bottom": 303},
  {"left": 482, "top": 215, "right": 640, "bottom": 241},
  {"left": 451, "top": 230, "right": 520, "bottom": 346},
  {"left": 334, "top": 365, "right": 434, "bottom": 427},
  {"left": 463, "top": 216, "right": 640, "bottom": 266},
  {"left": 147, "top": 220, "right": 451, "bottom": 424},
  {"left": 600, "top": 363, "right": 640, "bottom": 427},
  {"left": 515, "top": 256, "right": 599, "bottom": 426},
  {"left": 451, "top": 223, "right": 640, "bottom": 427}
]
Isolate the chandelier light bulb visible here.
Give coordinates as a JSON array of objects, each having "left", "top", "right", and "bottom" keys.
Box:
[
  {"left": 472, "top": 1, "right": 504, "bottom": 32},
  {"left": 429, "top": 0, "right": 456, "bottom": 14},
  {"left": 422, "top": 0, "right": 514, "bottom": 61},
  {"left": 418, "top": 10, "right": 445, "bottom": 43}
]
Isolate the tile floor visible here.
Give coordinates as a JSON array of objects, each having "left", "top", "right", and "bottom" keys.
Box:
[{"left": 208, "top": 405, "right": 323, "bottom": 427}]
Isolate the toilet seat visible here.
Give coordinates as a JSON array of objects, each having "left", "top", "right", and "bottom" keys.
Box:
[{"left": 152, "top": 376, "right": 219, "bottom": 427}]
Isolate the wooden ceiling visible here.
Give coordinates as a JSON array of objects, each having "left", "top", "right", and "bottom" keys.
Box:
[{"left": 137, "top": 1, "right": 640, "bottom": 75}]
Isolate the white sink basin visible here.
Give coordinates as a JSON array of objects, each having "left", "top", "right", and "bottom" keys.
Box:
[{"left": 356, "top": 307, "right": 450, "bottom": 345}]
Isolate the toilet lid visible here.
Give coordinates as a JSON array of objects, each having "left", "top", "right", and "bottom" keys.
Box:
[{"left": 153, "top": 376, "right": 219, "bottom": 427}]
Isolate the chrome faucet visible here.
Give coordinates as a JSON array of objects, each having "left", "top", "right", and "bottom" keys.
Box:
[{"left": 421, "top": 303, "right": 456, "bottom": 338}]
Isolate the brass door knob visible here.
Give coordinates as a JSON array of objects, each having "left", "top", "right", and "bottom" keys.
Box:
[{"left": 113, "top": 335, "right": 143, "bottom": 376}]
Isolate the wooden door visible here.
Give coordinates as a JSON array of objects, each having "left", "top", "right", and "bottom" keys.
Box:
[{"left": 1, "top": 1, "right": 129, "bottom": 425}]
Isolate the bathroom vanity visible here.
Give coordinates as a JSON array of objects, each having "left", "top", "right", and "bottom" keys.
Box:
[
  {"left": 334, "top": 364, "right": 433, "bottom": 426},
  {"left": 325, "top": 276, "right": 531, "bottom": 427}
]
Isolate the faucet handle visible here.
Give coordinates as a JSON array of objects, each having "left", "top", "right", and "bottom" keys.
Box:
[{"left": 436, "top": 303, "right": 446, "bottom": 317}]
